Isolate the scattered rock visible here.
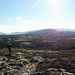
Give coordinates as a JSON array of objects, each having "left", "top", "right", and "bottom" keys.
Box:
[
  {"left": 0, "top": 50, "right": 74, "bottom": 75},
  {"left": 17, "top": 63, "right": 24, "bottom": 67},
  {"left": 8, "top": 63, "right": 16, "bottom": 66},
  {"left": 30, "top": 59, "right": 39, "bottom": 63}
]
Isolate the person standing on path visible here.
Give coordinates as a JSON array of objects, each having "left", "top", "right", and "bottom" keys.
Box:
[{"left": 8, "top": 42, "right": 12, "bottom": 55}]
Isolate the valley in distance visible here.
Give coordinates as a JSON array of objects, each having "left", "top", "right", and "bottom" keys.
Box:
[{"left": 0, "top": 28, "right": 75, "bottom": 75}]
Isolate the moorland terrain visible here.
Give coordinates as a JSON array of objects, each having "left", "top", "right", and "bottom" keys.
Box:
[{"left": 0, "top": 29, "right": 75, "bottom": 75}]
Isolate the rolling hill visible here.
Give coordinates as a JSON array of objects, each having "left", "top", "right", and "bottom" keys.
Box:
[{"left": 0, "top": 29, "right": 75, "bottom": 50}]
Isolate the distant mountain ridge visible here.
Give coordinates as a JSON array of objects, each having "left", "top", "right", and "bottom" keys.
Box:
[
  {"left": 22, "top": 29, "right": 75, "bottom": 40},
  {"left": 57, "top": 28, "right": 75, "bottom": 32},
  {"left": 0, "top": 28, "right": 75, "bottom": 50},
  {"left": 9, "top": 28, "right": 75, "bottom": 35},
  {"left": 0, "top": 32, "right": 5, "bottom": 35},
  {"left": 9, "top": 30, "right": 36, "bottom": 35},
  {"left": 10, "top": 32, "right": 26, "bottom": 35},
  {"left": 0, "top": 28, "right": 75, "bottom": 35}
]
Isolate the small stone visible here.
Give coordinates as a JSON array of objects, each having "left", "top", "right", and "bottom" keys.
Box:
[
  {"left": 21, "top": 61, "right": 29, "bottom": 65},
  {"left": 9, "top": 63, "right": 16, "bottom": 66},
  {"left": 17, "top": 63, "right": 24, "bottom": 67},
  {"left": 0, "top": 67, "right": 2, "bottom": 70}
]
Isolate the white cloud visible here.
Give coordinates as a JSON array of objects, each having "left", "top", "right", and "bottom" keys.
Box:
[
  {"left": 32, "top": 0, "right": 40, "bottom": 8},
  {"left": 0, "top": 19, "right": 41, "bottom": 33},
  {"left": 0, "top": 24, "right": 41, "bottom": 34},
  {"left": 15, "top": 17, "right": 22, "bottom": 20},
  {"left": 0, "top": 20, "right": 75, "bottom": 34},
  {"left": 8, "top": 18, "right": 12, "bottom": 21}
]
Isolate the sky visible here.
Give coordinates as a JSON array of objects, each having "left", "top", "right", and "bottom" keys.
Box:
[{"left": 0, "top": 0, "right": 75, "bottom": 33}]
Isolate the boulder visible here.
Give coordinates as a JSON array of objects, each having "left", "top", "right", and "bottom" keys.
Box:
[
  {"left": 21, "top": 61, "right": 29, "bottom": 65},
  {"left": 30, "top": 59, "right": 39, "bottom": 63},
  {"left": 39, "top": 60, "right": 50, "bottom": 64},
  {"left": 8, "top": 63, "right": 16, "bottom": 66},
  {"left": 17, "top": 63, "right": 24, "bottom": 67}
]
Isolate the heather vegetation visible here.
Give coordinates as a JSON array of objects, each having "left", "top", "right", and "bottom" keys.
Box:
[
  {"left": 0, "top": 29, "right": 75, "bottom": 75},
  {"left": 0, "top": 29, "right": 75, "bottom": 50}
]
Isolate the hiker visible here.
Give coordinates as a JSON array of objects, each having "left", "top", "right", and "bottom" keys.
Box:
[{"left": 8, "top": 42, "right": 12, "bottom": 55}]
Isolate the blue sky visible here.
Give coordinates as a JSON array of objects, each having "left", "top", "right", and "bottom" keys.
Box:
[{"left": 0, "top": 0, "right": 75, "bottom": 33}]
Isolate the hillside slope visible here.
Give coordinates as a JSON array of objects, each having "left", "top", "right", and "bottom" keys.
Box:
[{"left": 0, "top": 29, "right": 75, "bottom": 50}]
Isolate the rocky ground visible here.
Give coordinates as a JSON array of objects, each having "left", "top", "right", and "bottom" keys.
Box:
[{"left": 0, "top": 48, "right": 75, "bottom": 75}]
